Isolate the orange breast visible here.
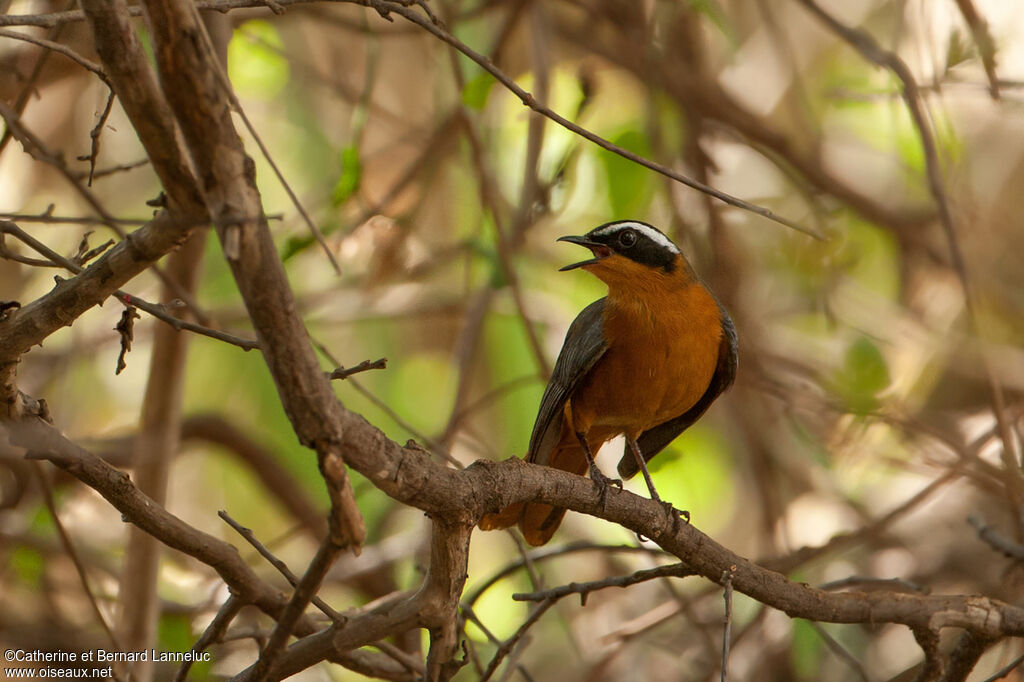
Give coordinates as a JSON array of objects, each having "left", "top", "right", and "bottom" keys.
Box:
[{"left": 568, "top": 281, "right": 722, "bottom": 441}]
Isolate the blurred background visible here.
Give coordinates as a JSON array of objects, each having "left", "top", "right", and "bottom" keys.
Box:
[{"left": 2, "top": 0, "right": 1024, "bottom": 679}]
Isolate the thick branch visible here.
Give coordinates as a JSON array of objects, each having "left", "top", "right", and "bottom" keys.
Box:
[{"left": 137, "top": 0, "right": 364, "bottom": 548}]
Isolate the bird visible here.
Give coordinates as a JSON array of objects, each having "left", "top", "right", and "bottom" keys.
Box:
[{"left": 479, "top": 220, "right": 738, "bottom": 546}]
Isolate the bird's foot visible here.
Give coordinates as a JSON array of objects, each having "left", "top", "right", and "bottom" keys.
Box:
[
  {"left": 634, "top": 503, "right": 689, "bottom": 542},
  {"left": 588, "top": 464, "right": 622, "bottom": 508},
  {"left": 663, "top": 503, "right": 689, "bottom": 534}
]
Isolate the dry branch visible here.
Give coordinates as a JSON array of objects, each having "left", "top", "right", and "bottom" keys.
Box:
[{"left": 133, "top": 0, "right": 365, "bottom": 550}]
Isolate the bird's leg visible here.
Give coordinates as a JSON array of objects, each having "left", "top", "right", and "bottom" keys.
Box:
[
  {"left": 626, "top": 437, "right": 689, "bottom": 531},
  {"left": 575, "top": 431, "right": 622, "bottom": 507}
]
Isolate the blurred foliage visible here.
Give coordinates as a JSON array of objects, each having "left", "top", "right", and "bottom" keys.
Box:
[{"left": 2, "top": 1, "right": 1024, "bottom": 681}]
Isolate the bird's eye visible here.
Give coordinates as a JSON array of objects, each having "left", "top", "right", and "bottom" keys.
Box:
[{"left": 618, "top": 230, "right": 637, "bottom": 248}]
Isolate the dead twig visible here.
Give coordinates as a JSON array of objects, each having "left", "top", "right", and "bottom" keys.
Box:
[
  {"left": 328, "top": 358, "right": 388, "bottom": 380},
  {"left": 720, "top": 566, "right": 735, "bottom": 682},
  {"left": 218, "top": 510, "right": 345, "bottom": 624},
  {"left": 113, "top": 304, "right": 140, "bottom": 375},
  {"left": 511, "top": 562, "right": 694, "bottom": 606},
  {"left": 174, "top": 596, "right": 244, "bottom": 682},
  {"left": 0, "top": 221, "right": 260, "bottom": 351},
  {"left": 968, "top": 514, "right": 1024, "bottom": 561},
  {"left": 251, "top": 538, "right": 346, "bottom": 680}
]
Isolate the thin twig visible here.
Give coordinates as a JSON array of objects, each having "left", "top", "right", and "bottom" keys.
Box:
[
  {"left": 0, "top": 221, "right": 260, "bottom": 351},
  {"left": 982, "top": 649, "right": 1024, "bottom": 682},
  {"left": 720, "top": 566, "right": 734, "bottom": 682},
  {"left": 83, "top": 89, "right": 117, "bottom": 185},
  {"left": 174, "top": 596, "right": 244, "bottom": 682},
  {"left": 31, "top": 464, "right": 126, "bottom": 661},
  {"left": 368, "top": 0, "right": 820, "bottom": 239},
  {"left": 313, "top": 336, "right": 462, "bottom": 468},
  {"left": 0, "top": 27, "right": 110, "bottom": 83},
  {"left": 0, "top": 210, "right": 147, "bottom": 226},
  {"left": 512, "top": 563, "right": 694, "bottom": 605},
  {"left": 967, "top": 514, "right": 1024, "bottom": 561},
  {"left": 218, "top": 510, "right": 346, "bottom": 623},
  {"left": 464, "top": 542, "right": 671, "bottom": 609},
  {"left": 808, "top": 621, "right": 871, "bottom": 682},
  {"left": 328, "top": 357, "right": 387, "bottom": 380},
  {"left": 480, "top": 600, "right": 555, "bottom": 682},
  {"left": 953, "top": 0, "right": 1000, "bottom": 100},
  {"left": 251, "top": 537, "right": 345, "bottom": 680}
]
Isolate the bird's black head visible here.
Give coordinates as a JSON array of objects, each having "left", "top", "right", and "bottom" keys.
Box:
[{"left": 558, "top": 220, "right": 680, "bottom": 274}]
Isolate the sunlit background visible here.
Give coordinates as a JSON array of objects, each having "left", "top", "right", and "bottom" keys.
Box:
[{"left": 2, "top": 0, "right": 1024, "bottom": 679}]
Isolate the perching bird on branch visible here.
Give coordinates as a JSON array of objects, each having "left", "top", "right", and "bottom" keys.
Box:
[{"left": 479, "top": 220, "right": 738, "bottom": 546}]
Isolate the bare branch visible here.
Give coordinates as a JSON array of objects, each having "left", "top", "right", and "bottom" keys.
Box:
[
  {"left": 968, "top": 514, "right": 1024, "bottom": 561},
  {"left": 0, "top": 212, "right": 197, "bottom": 365},
  {"left": 137, "top": 0, "right": 365, "bottom": 548},
  {"left": 720, "top": 566, "right": 735, "bottom": 682},
  {"left": 0, "top": 27, "right": 110, "bottom": 83},
  {"left": 174, "top": 596, "right": 244, "bottom": 682},
  {"left": 953, "top": 0, "right": 1000, "bottom": 100},
  {"left": 511, "top": 562, "right": 694, "bottom": 605},
  {"left": 0, "top": 221, "right": 260, "bottom": 351},
  {"left": 365, "top": 0, "right": 821, "bottom": 239},
  {"left": 253, "top": 538, "right": 345, "bottom": 680},
  {"left": 795, "top": 0, "right": 1024, "bottom": 529},
  {"left": 218, "top": 511, "right": 342, "bottom": 622},
  {"left": 328, "top": 357, "right": 387, "bottom": 380}
]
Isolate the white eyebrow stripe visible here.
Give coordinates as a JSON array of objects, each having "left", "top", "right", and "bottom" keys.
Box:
[{"left": 592, "top": 221, "right": 679, "bottom": 254}]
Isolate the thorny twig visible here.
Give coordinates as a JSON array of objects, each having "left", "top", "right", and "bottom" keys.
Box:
[{"left": 0, "top": 221, "right": 260, "bottom": 351}]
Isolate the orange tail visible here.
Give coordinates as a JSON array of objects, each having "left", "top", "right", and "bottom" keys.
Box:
[{"left": 478, "top": 439, "right": 590, "bottom": 546}]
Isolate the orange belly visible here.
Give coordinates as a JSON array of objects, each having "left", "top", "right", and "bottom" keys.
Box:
[{"left": 568, "top": 282, "right": 722, "bottom": 441}]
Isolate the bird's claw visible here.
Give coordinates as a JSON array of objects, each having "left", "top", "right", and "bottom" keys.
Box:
[
  {"left": 636, "top": 502, "right": 689, "bottom": 541},
  {"left": 664, "top": 503, "right": 689, "bottom": 533},
  {"left": 588, "top": 465, "right": 622, "bottom": 508}
]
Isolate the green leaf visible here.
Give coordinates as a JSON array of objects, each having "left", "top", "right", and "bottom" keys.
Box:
[
  {"left": 640, "top": 425, "right": 735, "bottom": 535},
  {"left": 597, "top": 129, "right": 655, "bottom": 217},
  {"left": 227, "top": 20, "right": 290, "bottom": 100},
  {"left": 332, "top": 145, "right": 362, "bottom": 205},
  {"left": 834, "top": 336, "right": 891, "bottom": 414},
  {"left": 946, "top": 30, "right": 975, "bottom": 71},
  {"left": 280, "top": 234, "right": 314, "bottom": 262},
  {"left": 687, "top": 0, "right": 737, "bottom": 46},
  {"left": 11, "top": 547, "right": 44, "bottom": 587},
  {"left": 462, "top": 72, "right": 496, "bottom": 110},
  {"left": 157, "top": 614, "right": 193, "bottom": 654},
  {"left": 386, "top": 352, "right": 457, "bottom": 434},
  {"left": 791, "top": 619, "right": 825, "bottom": 678},
  {"left": 159, "top": 614, "right": 213, "bottom": 679}
]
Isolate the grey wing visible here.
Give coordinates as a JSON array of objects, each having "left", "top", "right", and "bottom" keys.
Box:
[
  {"left": 617, "top": 308, "right": 738, "bottom": 479},
  {"left": 527, "top": 298, "right": 608, "bottom": 466}
]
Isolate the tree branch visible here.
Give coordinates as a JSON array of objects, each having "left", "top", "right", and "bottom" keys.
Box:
[{"left": 136, "top": 0, "right": 365, "bottom": 549}]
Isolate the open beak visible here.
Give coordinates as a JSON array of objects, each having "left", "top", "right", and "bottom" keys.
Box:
[{"left": 557, "top": 235, "right": 612, "bottom": 271}]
